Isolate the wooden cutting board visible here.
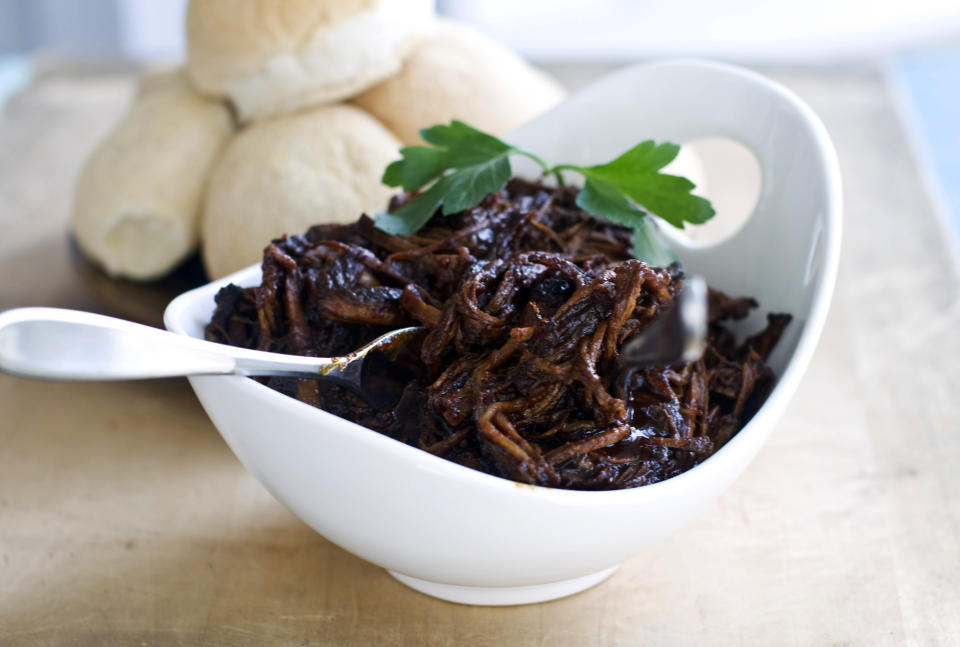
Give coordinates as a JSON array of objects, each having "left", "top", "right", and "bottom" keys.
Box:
[
  {"left": 2, "top": 64, "right": 959, "bottom": 647},
  {"left": 68, "top": 236, "right": 207, "bottom": 328}
]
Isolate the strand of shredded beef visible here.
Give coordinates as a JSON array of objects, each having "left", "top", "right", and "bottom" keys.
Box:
[{"left": 205, "top": 179, "right": 791, "bottom": 490}]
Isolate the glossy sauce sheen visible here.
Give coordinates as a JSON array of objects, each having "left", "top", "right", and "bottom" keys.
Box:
[{"left": 206, "top": 180, "right": 790, "bottom": 490}]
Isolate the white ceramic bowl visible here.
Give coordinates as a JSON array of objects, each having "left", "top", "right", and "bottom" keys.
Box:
[{"left": 164, "top": 60, "right": 841, "bottom": 606}]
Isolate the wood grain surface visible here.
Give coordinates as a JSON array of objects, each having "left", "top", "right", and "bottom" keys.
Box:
[{"left": 1, "top": 64, "right": 958, "bottom": 646}]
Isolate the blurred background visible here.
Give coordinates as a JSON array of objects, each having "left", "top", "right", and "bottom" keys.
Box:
[
  {"left": 2, "top": 0, "right": 959, "bottom": 61},
  {"left": 1, "top": 0, "right": 958, "bottom": 258}
]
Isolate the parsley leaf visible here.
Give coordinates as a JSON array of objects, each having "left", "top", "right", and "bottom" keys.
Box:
[
  {"left": 375, "top": 174, "right": 456, "bottom": 235},
  {"left": 633, "top": 217, "right": 679, "bottom": 268},
  {"left": 572, "top": 141, "right": 714, "bottom": 229},
  {"left": 375, "top": 120, "right": 714, "bottom": 266},
  {"left": 381, "top": 146, "right": 450, "bottom": 191},
  {"left": 420, "top": 121, "right": 514, "bottom": 162},
  {"left": 379, "top": 121, "right": 540, "bottom": 234},
  {"left": 575, "top": 176, "right": 648, "bottom": 227}
]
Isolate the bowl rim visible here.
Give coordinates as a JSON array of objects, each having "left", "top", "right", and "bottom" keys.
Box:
[{"left": 165, "top": 58, "right": 841, "bottom": 505}]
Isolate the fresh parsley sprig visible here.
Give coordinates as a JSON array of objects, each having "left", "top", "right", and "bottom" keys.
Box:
[{"left": 375, "top": 120, "right": 715, "bottom": 265}]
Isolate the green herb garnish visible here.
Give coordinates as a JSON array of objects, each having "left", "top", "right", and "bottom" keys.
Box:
[{"left": 376, "top": 120, "right": 714, "bottom": 265}]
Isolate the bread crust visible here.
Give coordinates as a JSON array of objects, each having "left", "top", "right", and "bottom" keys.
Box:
[
  {"left": 201, "top": 104, "right": 400, "bottom": 279},
  {"left": 186, "top": 0, "right": 434, "bottom": 122},
  {"left": 352, "top": 19, "right": 566, "bottom": 145},
  {"left": 72, "top": 70, "right": 233, "bottom": 281}
]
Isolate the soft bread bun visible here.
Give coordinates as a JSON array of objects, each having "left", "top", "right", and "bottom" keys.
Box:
[
  {"left": 72, "top": 70, "right": 232, "bottom": 281},
  {"left": 186, "top": 0, "right": 434, "bottom": 122},
  {"left": 201, "top": 104, "right": 399, "bottom": 279},
  {"left": 352, "top": 19, "right": 566, "bottom": 145},
  {"left": 135, "top": 66, "right": 183, "bottom": 97}
]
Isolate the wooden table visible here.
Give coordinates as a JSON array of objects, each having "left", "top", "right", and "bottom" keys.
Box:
[{"left": 2, "top": 64, "right": 958, "bottom": 646}]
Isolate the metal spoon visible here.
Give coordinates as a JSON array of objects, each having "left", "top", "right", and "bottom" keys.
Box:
[
  {"left": 619, "top": 275, "right": 708, "bottom": 368},
  {"left": 0, "top": 279, "right": 706, "bottom": 408},
  {"left": 0, "top": 307, "right": 425, "bottom": 409}
]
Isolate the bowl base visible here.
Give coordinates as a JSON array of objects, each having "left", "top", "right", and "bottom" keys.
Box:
[{"left": 387, "top": 565, "right": 619, "bottom": 606}]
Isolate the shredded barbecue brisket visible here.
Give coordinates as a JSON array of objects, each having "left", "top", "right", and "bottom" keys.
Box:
[{"left": 206, "top": 179, "right": 790, "bottom": 490}]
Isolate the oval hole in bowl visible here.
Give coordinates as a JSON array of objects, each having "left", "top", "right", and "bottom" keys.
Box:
[{"left": 662, "top": 137, "right": 762, "bottom": 248}]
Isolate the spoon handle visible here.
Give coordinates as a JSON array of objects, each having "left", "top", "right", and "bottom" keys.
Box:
[{"left": 0, "top": 307, "right": 332, "bottom": 381}]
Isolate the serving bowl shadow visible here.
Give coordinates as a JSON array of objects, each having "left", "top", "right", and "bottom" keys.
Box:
[{"left": 164, "top": 60, "right": 841, "bottom": 606}]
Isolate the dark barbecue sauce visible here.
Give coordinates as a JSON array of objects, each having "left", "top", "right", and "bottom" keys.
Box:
[{"left": 206, "top": 180, "right": 791, "bottom": 490}]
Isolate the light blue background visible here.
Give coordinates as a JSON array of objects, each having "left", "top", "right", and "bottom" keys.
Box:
[{"left": 895, "top": 50, "right": 960, "bottom": 249}]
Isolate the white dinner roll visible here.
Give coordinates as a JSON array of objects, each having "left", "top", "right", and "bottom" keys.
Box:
[
  {"left": 352, "top": 19, "right": 567, "bottom": 145},
  {"left": 72, "top": 70, "right": 232, "bottom": 281},
  {"left": 135, "top": 66, "right": 182, "bottom": 97},
  {"left": 201, "top": 104, "right": 400, "bottom": 279},
  {"left": 186, "top": 0, "right": 434, "bottom": 122}
]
